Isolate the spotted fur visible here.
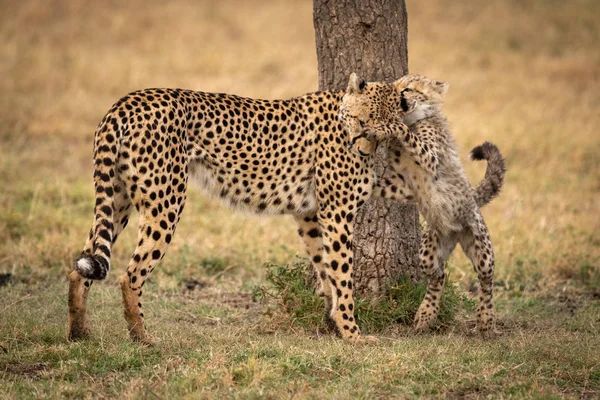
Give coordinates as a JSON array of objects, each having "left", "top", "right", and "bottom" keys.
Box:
[
  {"left": 340, "top": 73, "right": 506, "bottom": 336},
  {"left": 67, "top": 85, "right": 422, "bottom": 344}
]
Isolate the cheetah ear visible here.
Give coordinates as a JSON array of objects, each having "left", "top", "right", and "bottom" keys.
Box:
[
  {"left": 347, "top": 72, "right": 365, "bottom": 94},
  {"left": 434, "top": 81, "right": 449, "bottom": 96},
  {"left": 392, "top": 79, "right": 403, "bottom": 93}
]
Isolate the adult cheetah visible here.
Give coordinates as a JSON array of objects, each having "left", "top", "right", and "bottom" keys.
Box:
[
  {"left": 340, "top": 73, "right": 506, "bottom": 336},
  {"left": 67, "top": 83, "right": 423, "bottom": 344}
]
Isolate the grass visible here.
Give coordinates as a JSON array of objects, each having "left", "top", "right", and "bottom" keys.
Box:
[
  {"left": 0, "top": 0, "right": 599, "bottom": 398},
  {"left": 252, "top": 261, "right": 473, "bottom": 333},
  {"left": 1, "top": 279, "right": 599, "bottom": 398}
]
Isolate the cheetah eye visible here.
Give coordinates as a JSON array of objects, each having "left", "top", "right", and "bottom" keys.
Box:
[{"left": 401, "top": 88, "right": 413, "bottom": 93}]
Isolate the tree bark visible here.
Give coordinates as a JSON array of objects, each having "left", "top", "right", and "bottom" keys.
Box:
[{"left": 313, "top": 0, "right": 420, "bottom": 297}]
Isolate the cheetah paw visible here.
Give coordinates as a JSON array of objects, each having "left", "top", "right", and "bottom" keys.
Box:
[
  {"left": 477, "top": 324, "right": 499, "bottom": 340},
  {"left": 413, "top": 312, "right": 435, "bottom": 333},
  {"left": 131, "top": 333, "right": 158, "bottom": 346},
  {"left": 67, "top": 326, "right": 91, "bottom": 342},
  {"left": 476, "top": 314, "right": 497, "bottom": 339},
  {"left": 347, "top": 335, "right": 379, "bottom": 344}
]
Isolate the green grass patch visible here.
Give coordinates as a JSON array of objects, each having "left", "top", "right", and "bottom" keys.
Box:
[
  {"left": 252, "top": 260, "right": 328, "bottom": 331},
  {"left": 577, "top": 263, "right": 600, "bottom": 289},
  {"left": 252, "top": 261, "right": 474, "bottom": 333}
]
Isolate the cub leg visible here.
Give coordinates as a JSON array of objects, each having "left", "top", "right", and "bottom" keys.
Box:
[
  {"left": 371, "top": 167, "right": 414, "bottom": 203},
  {"left": 414, "top": 228, "right": 457, "bottom": 331},
  {"left": 460, "top": 220, "right": 496, "bottom": 337},
  {"left": 355, "top": 121, "right": 440, "bottom": 176}
]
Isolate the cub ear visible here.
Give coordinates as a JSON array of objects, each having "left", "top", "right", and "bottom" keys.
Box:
[
  {"left": 434, "top": 81, "right": 449, "bottom": 96},
  {"left": 347, "top": 72, "right": 366, "bottom": 94}
]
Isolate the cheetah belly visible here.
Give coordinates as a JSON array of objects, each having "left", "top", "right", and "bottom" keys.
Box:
[
  {"left": 188, "top": 155, "right": 318, "bottom": 216},
  {"left": 401, "top": 161, "right": 462, "bottom": 236},
  {"left": 422, "top": 183, "right": 463, "bottom": 235}
]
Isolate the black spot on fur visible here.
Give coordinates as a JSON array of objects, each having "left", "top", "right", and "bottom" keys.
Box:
[{"left": 307, "top": 228, "right": 320, "bottom": 238}]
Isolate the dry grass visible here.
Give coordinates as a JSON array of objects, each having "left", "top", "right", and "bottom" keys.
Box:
[
  {"left": 0, "top": 0, "right": 599, "bottom": 398},
  {"left": 1, "top": 278, "right": 599, "bottom": 398}
]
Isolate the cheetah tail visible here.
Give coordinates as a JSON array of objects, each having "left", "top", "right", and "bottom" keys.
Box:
[
  {"left": 470, "top": 141, "right": 506, "bottom": 208},
  {"left": 75, "top": 115, "right": 120, "bottom": 280}
]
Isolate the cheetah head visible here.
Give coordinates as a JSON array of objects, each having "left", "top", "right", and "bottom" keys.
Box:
[
  {"left": 338, "top": 72, "right": 409, "bottom": 145},
  {"left": 339, "top": 73, "right": 449, "bottom": 136}
]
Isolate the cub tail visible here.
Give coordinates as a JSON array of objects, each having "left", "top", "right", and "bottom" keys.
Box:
[{"left": 470, "top": 141, "right": 506, "bottom": 207}]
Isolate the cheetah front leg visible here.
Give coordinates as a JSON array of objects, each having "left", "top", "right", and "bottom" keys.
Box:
[
  {"left": 399, "top": 124, "right": 440, "bottom": 177},
  {"left": 371, "top": 166, "right": 414, "bottom": 203},
  {"left": 317, "top": 213, "right": 376, "bottom": 344},
  {"left": 294, "top": 214, "right": 334, "bottom": 330},
  {"left": 356, "top": 121, "right": 440, "bottom": 176}
]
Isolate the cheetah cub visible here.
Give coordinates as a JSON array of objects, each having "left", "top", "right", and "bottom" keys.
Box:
[{"left": 341, "top": 73, "right": 506, "bottom": 337}]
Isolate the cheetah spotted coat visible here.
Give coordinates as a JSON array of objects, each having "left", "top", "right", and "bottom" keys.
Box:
[{"left": 68, "top": 84, "right": 416, "bottom": 344}]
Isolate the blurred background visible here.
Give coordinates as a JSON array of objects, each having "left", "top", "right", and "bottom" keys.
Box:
[{"left": 0, "top": 0, "right": 598, "bottom": 290}]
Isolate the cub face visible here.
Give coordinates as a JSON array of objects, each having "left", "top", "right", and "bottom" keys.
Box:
[{"left": 392, "top": 74, "right": 449, "bottom": 126}]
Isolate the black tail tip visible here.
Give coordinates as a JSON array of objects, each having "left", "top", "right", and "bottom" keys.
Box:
[
  {"left": 470, "top": 141, "right": 498, "bottom": 161},
  {"left": 470, "top": 145, "right": 486, "bottom": 161},
  {"left": 74, "top": 255, "right": 109, "bottom": 280}
]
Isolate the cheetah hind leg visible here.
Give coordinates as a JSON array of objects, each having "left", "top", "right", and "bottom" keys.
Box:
[
  {"left": 68, "top": 269, "right": 93, "bottom": 340},
  {"left": 460, "top": 226, "right": 497, "bottom": 338},
  {"left": 68, "top": 182, "right": 132, "bottom": 341},
  {"left": 413, "top": 230, "right": 456, "bottom": 332},
  {"left": 120, "top": 207, "right": 181, "bottom": 345}
]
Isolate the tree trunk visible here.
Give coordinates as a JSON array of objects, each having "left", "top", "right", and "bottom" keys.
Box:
[{"left": 313, "top": 0, "right": 420, "bottom": 297}]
